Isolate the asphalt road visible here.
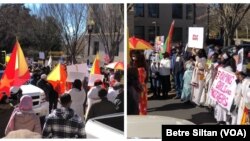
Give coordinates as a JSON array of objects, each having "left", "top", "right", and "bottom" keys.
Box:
[{"left": 147, "top": 90, "right": 217, "bottom": 125}]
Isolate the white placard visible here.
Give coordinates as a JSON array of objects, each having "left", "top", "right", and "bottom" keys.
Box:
[
  {"left": 237, "top": 48, "right": 244, "bottom": 72},
  {"left": 39, "top": 52, "right": 45, "bottom": 59},
  {"left": 66, "top": 63, "right": 89, "bottom": 82},
  {"left": 67, "top": 72, "right": 85, "bottom": 82},
  {"left": 88, "top": 74, "right": 104, "bottom": 86},
  {"left": 188, "top": 27, "right": 204, "bottom": 49},
  {"left": 209, "top": 67, "right": 237, "bottom": 111}
]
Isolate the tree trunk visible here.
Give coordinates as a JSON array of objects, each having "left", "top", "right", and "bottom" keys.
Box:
[
  {"left": 223, "top": 33, "right": 227, "bottom": 47},
  {"left": 227, "top": 37, "right": 231, "bottom": 46}
]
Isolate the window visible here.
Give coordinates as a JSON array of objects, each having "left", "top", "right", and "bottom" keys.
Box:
[
  {"left": 148, "top": 4, "right": 159, "bottom": 18},
  {"left": 135, "top": 4, "right": 144, "bottom": 17},
  {"left": 148, "top": 26, "right": 160, "bottom": 44},
  {"left": 93, "top": 41, "right": 99, "bottom": 55},
  {"left": 172, "top": 4, "right": 183, "bottom": 19},
  {"left": 172, "top": 27, "right": 183, "bottom": 42},
  {"left": 186, "top": 4, "right": 193, "bottom": 20},
  {"left": 134, "top": 26, "right": 145, "bottom": 39},
  {"left": 93, "top": 26, "right": 99, "bottom": 33}
]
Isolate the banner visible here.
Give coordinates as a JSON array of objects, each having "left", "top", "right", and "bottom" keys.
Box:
[
  {"left": 188, "top": 27, "right": 204, "bottom": 49},
  {"left": 209, "top": 68, "right": 237, "bottom": 111},
  {"left": 154, "top": 36, "right": 164, "bottom": 53},
  {"left": 88, "top": 74, "right": 104, "bottom": 86}
]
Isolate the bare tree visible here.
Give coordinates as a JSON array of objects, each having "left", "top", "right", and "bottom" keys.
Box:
[
  {"left": 90, "top": 4, "right": 124, "bottom": 63},
  {"left": 211, "top": 4, "right": 250, "bottom": 46},
  {"left": 39, "top": 4, "right": 88, "bottom": 64}
]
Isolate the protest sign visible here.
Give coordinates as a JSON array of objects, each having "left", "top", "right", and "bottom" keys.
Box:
[
  {"left": 67, "top": 72, "right": 85, "bottom": 82},
  {"left": 237, "top": 48, "right": 244, "bottom": 72},
  {"left": 39, "top": 52, "right": 45, "bottom": 59},
  {"left": 88, "top": 74, "right": 104, "bottom": 86},
  {"left": 154, "top": 36, "right": 164, "bottom": 53},
  {"left": 66, "top": 63, "right": 89, "bottom": 82},
  {"left": 188, "top": 27, "right": 204, "bottom": 49},
  {"left": 209, "top": 67, "right": 237, "bottom": 111}
]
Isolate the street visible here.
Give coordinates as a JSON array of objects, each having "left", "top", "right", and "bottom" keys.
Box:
[{"left": 147, "top": 91, "right": 217, "bottom": 125}]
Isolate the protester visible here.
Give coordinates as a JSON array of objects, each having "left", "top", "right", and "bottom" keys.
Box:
[
  {"left": 86, "top": 88, "right": 117, "bottom": 122},
  {"left": 68, "top": 79, "right": 86, "bottom": 120},
  {"left": 113, "top": 83, "right": 124, "bottom": 112},
  {"left": 86, "top": 79, "right": 103, "bottom": 118},
  {"left": 159, "top": 52, "right": 171, "bottom": 99},
  {"left": 150, "top": 60, "right": 160, "bottom": 98},
  {"left": 127, "top": 67, "right": 141, "bottom": 115},
  {"left": 181, "top": 56, "right": 194, "bottom": 103},
  {"left": 42, "top": 94, "right": 86, "bottom": 138},
  {"left": 0, "top": 95, "right": 14, "bottom": 138},
  {"left": 37, "top": 74, "right": 58, "bottom": 113},
  {"left": 173, "top": 50, "right": 185, "bottom": 99},
  {"left": 5, "top": 95, "right": 41, "bottom": 136},
  {"left": 4, "top": 129, "right": 42, "bottom": 138},
  {"left": 191, "top": 49, "right": 207, "bottom": 106}
]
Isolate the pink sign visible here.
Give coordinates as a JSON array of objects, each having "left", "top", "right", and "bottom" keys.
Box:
[{"left": 209, "top": 67, "right": 237, "bottom": 111}]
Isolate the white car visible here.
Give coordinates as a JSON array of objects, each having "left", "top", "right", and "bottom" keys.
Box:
[
  {"left": 20, "top": 85, "right": 49, "bottom": 117},
  {"left": 127, "top": 115, "right": 195, "bottom": 139},
  {"left": 85, "top": 113, "right": 124, "bottom": 139}
]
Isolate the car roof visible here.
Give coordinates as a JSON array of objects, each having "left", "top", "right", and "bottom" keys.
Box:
[
  {"left": 20, "top": 85, "right": 44, "bottom": 94},
  {"left": 127, "top": 115, "right": 195, "bottom": 139}
]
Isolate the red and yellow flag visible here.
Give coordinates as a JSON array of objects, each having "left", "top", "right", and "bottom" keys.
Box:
[
  {"left": 90, "top": 53, "right": 101, "bottom": 74},
  {"left": 0, "top": 41, "right": 30, "bottom": 98},
  {"left": 47, "top": 63, "right": 67, "bottom": 95},
  {"left": 163, "top": 20, "right": 175, "bottom": 54}
]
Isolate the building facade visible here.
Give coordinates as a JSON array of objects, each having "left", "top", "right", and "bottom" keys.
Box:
[
  {"left": 128, "top": 4, "right": 208, "bottom": 45},
  {"left": 82, "top": 34, "right": 124, "bottom": 66}
]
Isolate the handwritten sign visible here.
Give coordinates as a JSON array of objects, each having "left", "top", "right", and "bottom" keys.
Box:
[
  {"left": 88, "top": 74, "right": 104, "bottom": 86},
  {"left": 209, "top": 67, "right": 237, "bottom": 111},
  {"left": 188, "top": 27, "right": 204, "bottom": 49}
]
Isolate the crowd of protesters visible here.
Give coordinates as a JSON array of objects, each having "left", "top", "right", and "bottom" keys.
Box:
[
  {"left": 127, "top": 43, "right": 250, "bottom": 125},
  {"left": 0, "top": 62, "right": 124, "bottom": 138}
]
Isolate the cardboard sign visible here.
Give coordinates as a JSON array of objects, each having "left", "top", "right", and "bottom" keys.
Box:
[
  {"left": 237, "top": 48, "right": 244, "bottom": 72},
  {"left": 88, "top": 74, "right": 104, "bottom": 86},
  {"left": 154, "top": 36, "right": 164, "bottom": 53},
  {"left": 188, "top": 27, "right": 204, "bottom": 49},
  {"left": 209, "top": 67, "right": 237, "bottom": 111}
]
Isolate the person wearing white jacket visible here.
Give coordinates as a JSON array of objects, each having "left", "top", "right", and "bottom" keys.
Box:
[
  {"left": 68, "top": 79, "right": 86, "bottom": 121},
  {"left": 85, "top": 80, "right": 103, "bottom": 119}
]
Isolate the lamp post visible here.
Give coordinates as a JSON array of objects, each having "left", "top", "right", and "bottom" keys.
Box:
[
  {"left": 87, "top": 20, "right": 95, "bottom": 56},
  {"left": 207, "top": 5, "right": 210, "bottom": 40},
  {"left": 152, "top": 21, "right": 157, "bottom": 37}
]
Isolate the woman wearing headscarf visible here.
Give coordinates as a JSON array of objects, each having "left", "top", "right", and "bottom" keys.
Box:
[
  {"left": 191, "top": 49, "right": 207, "bottom": 106},
  {"left": 68, "top": 79, "right": 86, "bottom": 121},
  {"left": 5, "top": 95, "right": 41, "bottom": 136},
  {"left": 181, "top": 56, "right": 194, "bottom": 103},
  {"left": 214, "top": 53, "right": 236, "bottom": 124}
]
